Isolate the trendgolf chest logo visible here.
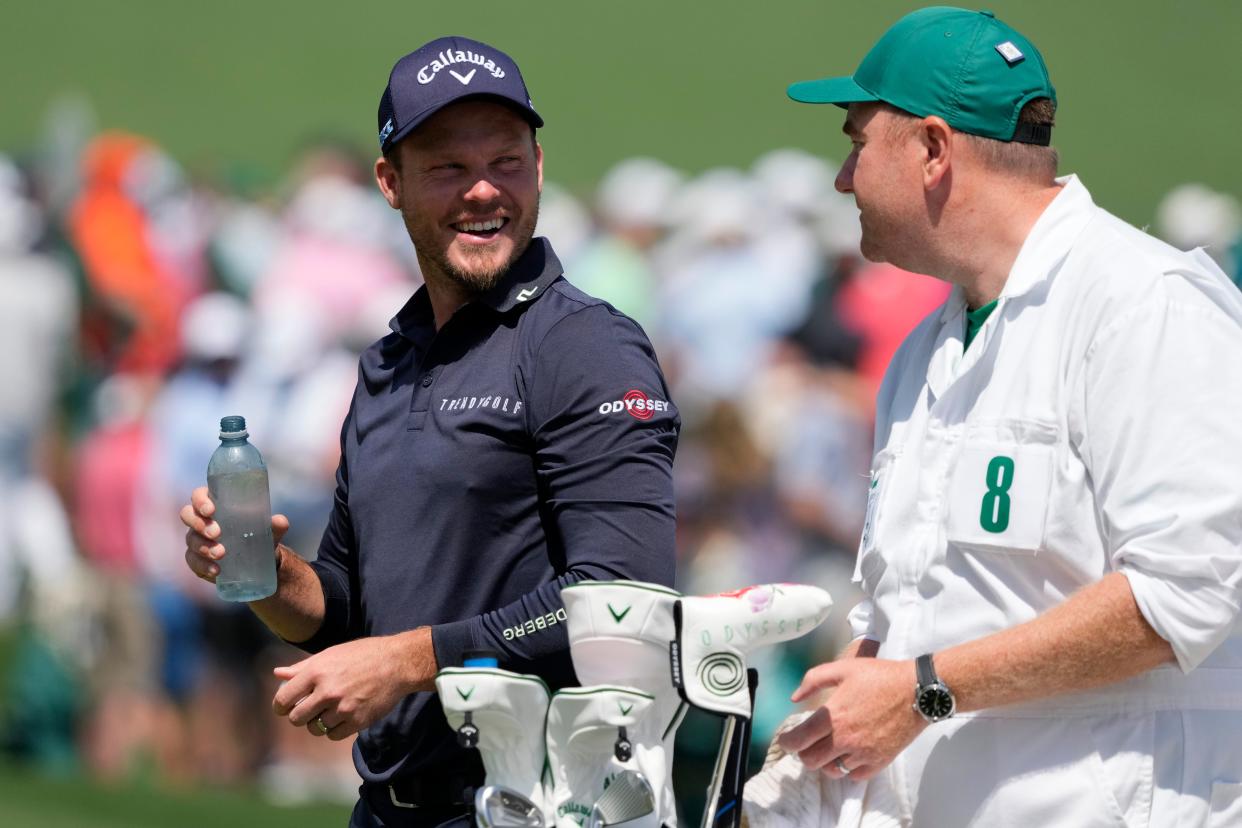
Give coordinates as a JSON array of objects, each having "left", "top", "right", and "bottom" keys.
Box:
[
  {"left": 439, "top": 394, "right": 523, "bottom": 416},
  {"left": 418, "top": 49, "right": 506, "bottom": 85},
  {"left": 598, "top": 389, "right": 671, "bottom": 421}
]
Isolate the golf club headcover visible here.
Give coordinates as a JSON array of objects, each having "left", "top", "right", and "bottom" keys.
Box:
[
  {"left": 436, "top": 667, "right": 552, "bottom": 824},
  {"left": 562, "top": 580, "right": 684, "bottom": 826},
  {"left": 673, "top": 584, "right": 832, "bottom": 718},
  {"left": 545, "top": 686, "right": 658, "bottom": 828}
]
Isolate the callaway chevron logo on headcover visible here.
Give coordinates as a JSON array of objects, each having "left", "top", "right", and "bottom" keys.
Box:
[
  {"left": 561, "top": 581, "right": 684, "bottom": 826},
  {"left": 434, "top": 666, "right": 552, "bottom": 823},
  {"left": 545, "top": 686, "right": 654, "bottom": 828}
]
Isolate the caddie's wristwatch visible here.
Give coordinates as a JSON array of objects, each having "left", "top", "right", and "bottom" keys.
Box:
[{"left": 913, "top": 653, "right": 956, "bottom": 723}]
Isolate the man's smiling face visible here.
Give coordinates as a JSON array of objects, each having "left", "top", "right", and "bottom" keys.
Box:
[{"left": 386, "top": 99, "right": 542, "bottom": 293}]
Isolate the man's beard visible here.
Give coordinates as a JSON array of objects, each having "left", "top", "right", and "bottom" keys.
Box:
[{"left": 406, "top": 198, "right": 540, "bottom": 296}]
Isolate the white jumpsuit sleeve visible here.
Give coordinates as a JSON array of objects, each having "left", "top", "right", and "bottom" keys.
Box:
[{"left": 1079, "top": 279, "right": 1242, "bottom": 672}]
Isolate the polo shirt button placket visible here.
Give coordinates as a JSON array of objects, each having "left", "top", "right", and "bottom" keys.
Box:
[{"left": 408, "top": 370, "right": 435, "bottom": 431}]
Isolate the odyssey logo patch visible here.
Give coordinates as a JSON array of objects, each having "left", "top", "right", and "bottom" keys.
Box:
[{"left": 598, "top": 389, "right": 670, "bottom": 421}]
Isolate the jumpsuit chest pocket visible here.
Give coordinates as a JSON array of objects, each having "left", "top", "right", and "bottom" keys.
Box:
[{"left": 945, "top": 422, "right": 1056, "bottom": 554}]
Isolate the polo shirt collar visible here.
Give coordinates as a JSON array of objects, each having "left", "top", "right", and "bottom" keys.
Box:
[
  {"left": 389, "top": 237, "right": 564, "bottom": 338},
  {"left": 390, "top": 284, "right": 435, "bottom": 342},
  {"left": 477, "top": 236, "right": 564, "bottom": 313}
]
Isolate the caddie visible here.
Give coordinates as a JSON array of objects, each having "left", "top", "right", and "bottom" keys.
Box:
[
  {"left": 744, "top": 7, "right": 1242, "bottom": 826},
  {"left": 180, "top": 36, "right": 680, "bottom": 827}
]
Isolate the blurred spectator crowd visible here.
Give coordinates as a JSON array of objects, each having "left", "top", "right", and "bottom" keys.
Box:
[{"left": 1, "top": 112, "right": 1239, "bottom": 809}]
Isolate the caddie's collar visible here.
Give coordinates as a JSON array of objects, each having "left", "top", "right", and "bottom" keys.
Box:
[
  {"left": 940, "top": 174, "right": 1097, "bottom": 323},
  {"left": 1002, "top": 175, "right": 1096, "bottom": 299}
]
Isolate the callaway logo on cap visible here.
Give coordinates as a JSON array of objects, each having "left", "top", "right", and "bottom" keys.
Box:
[
  {"left": 415, "top": 45, "right": 506, "bottom": 85},
  {"left": 787, "top": 7, "right": 1055, "bottom": 145},
  {"left": 377, "top": 35, "right": 544, "bottom": 152}
]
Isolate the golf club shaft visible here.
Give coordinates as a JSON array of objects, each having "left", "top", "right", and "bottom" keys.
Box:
[
  {"left": 701, "top": 669, "right": 758, "bottom": 828},
  {"left": 700, "top": 714, "right": 736, "bottom": 828}
]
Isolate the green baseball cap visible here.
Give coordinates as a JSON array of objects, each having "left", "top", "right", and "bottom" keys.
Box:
[{"left": 788, "top": 7, "right": 1056, "bottom": 144}]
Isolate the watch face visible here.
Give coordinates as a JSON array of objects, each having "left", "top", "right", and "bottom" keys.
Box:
[{"left": 917, "top": 686, "right": 954, "bottom": 720}]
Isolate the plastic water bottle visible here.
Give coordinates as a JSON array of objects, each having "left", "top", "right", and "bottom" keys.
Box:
[{"left": 207, "top": 415, "right": 277, "bottom": 601}]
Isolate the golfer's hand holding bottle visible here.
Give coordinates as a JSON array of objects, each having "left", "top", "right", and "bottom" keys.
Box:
[{"left": 205, "top": 415, "right": 278, "bottom": 601}]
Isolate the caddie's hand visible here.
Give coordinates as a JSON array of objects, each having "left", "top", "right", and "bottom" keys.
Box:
[
  {"left": 777, "top": 658, "right": 925, "bottom": 781},
  {"left": 180, "top": 486, "right": 289, "bottom": 583},
  {"left": 271, "top": 628, "right": 437, "bottom": 740}
]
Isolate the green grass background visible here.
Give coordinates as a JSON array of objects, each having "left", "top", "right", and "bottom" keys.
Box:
[
  {"left": 0, "top": 761, "right": 352, "bottom": 827},
  {"left": 1, "top": 1, "right": 1240, "bottom": 823},
  {"left": 3, "top": 1, "right": 1240, "bottom": 226}
]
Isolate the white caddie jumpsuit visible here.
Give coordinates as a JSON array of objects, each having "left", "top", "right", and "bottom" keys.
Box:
[{"left": 746, "top": 175, "right": 1242, "bottom": 828}]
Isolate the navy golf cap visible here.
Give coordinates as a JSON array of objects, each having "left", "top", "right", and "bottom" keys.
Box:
[{"left": 377, "top": 36, "right": 543, "bottom": 153}]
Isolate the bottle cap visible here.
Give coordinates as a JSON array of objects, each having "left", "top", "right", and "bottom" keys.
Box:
[
  {"left": 462, "top": 649, "right": 500, "bottom": 668},
  {"left": 219, "top": 415, "right": 249, "bottom": 439}
]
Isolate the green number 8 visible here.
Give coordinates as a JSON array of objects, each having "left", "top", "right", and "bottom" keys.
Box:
[{"left": 979, "top": 455, "right": 1015, "bottom": 533}]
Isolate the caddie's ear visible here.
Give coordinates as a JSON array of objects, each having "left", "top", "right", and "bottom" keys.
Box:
[
  {"left": 375, "top": 155, "right": 402, "bottom": 209},
  {"left": 919, "top": 115, "right": 953, "bottom": 191}
]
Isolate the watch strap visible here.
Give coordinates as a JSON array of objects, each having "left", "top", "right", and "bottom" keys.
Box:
[{"left": 916, "top": 653, "right": 937, "bottom": 689}]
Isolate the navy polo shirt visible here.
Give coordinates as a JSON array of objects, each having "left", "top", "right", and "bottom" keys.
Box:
[{"left": 298, "top": 238, "right": 679, "bottom": 787}]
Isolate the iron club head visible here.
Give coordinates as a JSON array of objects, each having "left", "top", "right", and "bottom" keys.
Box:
[
  {"left": 475, "top": 784, "right": 544, "bottom": 828},
  {"left": 587, "top": 770, "right": 656, "bottom": 828}
]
